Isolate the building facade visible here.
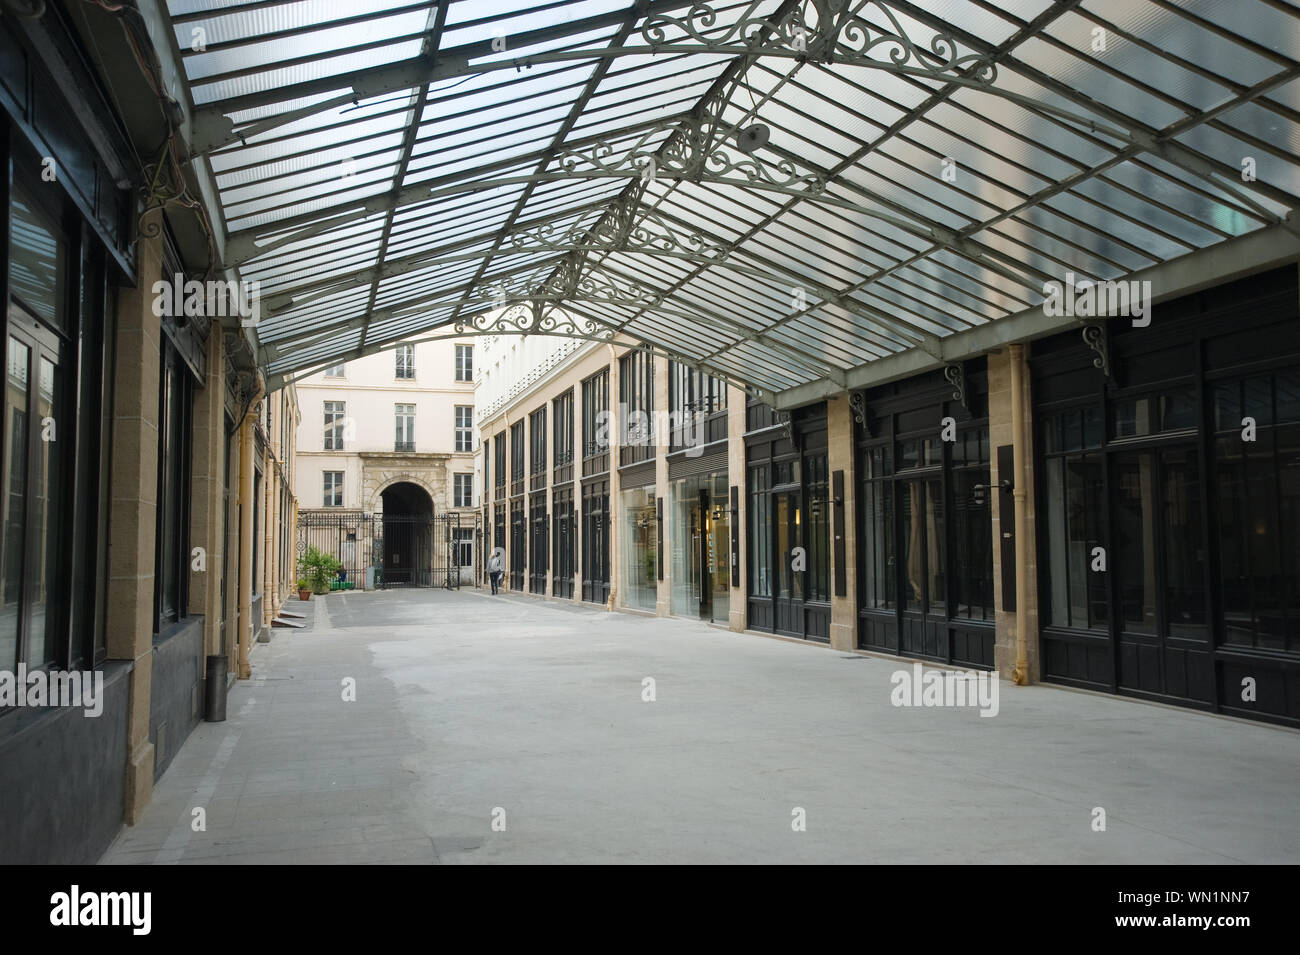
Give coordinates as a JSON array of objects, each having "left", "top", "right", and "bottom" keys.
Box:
[
  {"left": 478, "top": 267, "right": 1300, "bottom": 729},
  {"left": 293, "top": 338, "right": 480, "bottom": 587},
  {"left": 0, "top": 7, "right": 298, "bottom": 863}
]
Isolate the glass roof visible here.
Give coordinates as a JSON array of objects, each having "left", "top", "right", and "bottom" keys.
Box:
[{"left": 165, "top": 0, "right": 1300, "bottom": 398}]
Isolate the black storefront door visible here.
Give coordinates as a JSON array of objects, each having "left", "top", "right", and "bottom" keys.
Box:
[
  {"left": 1111, "top": 445, "right": 1212, "bottom": 702},
  {"left": 772, "top": 489, "right": 804, "bottom": 635},
  {"left": 898, "top": 476, "right": 947, "bottom": 659}
]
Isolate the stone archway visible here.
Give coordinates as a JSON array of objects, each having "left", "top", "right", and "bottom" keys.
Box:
[
  {"left": 379, "top": 481, "right": 435, "bottom": 587},
  {"left": 366, "top": 469, "right": 443, "bottom": 516}
]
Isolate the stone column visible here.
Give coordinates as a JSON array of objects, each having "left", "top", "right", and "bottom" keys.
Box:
[
  {"left": 104, "top": 213, "right": 162, "bottom": 823},
  {"left": 190, "top": 330, "right": 227, "bottom": 659},
  {"left": 606, "top": 349, "right": 620, "bottom": 611},
  {"left": 988, "top": 347, "right": 1040, "bottom": 682},
  {"left": 572, "top": 387, "right": 584, "bottom": 604},
  {"left": 726, "top": 385, "right": 747, "bottom": 633},
  {"left": 827, "top": 393, "right": 857, "bottom": 651},
  {"left": 654, "top": 355, "right": 670, "bottom": 617},
  {"left": 237, "top": 406, "right": 257, "bottom": 679},
  {"left": 224, "top": 390, "right": 241, "bottom": 677},
  {"left": 263, "top": 431, "right": 276, "bottom": 633}
]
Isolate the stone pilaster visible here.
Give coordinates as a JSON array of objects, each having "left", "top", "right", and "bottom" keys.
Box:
[
  {"left": 190, "top": 328, "right": 227, "bottom": 660},
  {"left": 827, "top": 393, "right": 857, "bottom": 651},
  {"left": 988, "top": 347, "right": 1041, "bottom": 683},
  {"left": 104, "top": 213, "right": 163, "bottom": 823},
  {"left": 654, "top": 355, "right": 670, "bottom": 617},
  {"left": 727, "top": 385, "right": 747, "bottom": 633}
]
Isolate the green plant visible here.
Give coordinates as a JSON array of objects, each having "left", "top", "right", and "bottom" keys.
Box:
[
  {"left": 296, "top": 578, "right": 310, "bottom": 591},
  {"left": 298, "top": 546, "right": 342, "bottom": 595}
]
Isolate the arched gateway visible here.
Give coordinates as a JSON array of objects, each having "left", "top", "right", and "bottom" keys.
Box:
[{"left": 378, "top": 482, "right": 435, "bottom": 588}]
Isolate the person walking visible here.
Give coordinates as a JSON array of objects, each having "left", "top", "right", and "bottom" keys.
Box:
[{"left": 488, "top": 550, "right": 504, "bottom": 595}]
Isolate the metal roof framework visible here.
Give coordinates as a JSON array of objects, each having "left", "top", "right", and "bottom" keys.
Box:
[{"left": 160, "top": 0, "right": 1300, "bottom": 402}]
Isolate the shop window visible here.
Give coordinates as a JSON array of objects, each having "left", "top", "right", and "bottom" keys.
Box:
[
  {"left": 510, "top": 421, "right": 524, "bottom": 482},
  {"left": 855, "top": 379, "right": 994, "bottom": 655},
  {"left": 669, "top": 362, "right": 726, "bottom": 443},
  {"left": 9, "top": 187, "right": 67, "bottom": 332},
  {"left": 154, "top": 339, "right": 194, "bottom": 631},
  {"left": 582, "top": 369, "right": 609, "bottom": 460},
  {"left": 530, "top": 406, "right": 546, "bottom": 475},
  {"left": 553, "top": 389, "right": 574, "bottom": 472},
  {"left": 493, "top": 433, "right": 506, "bottom": 495},
  {"left": 805, "top": 454, "right": 830, "bottom": 604},
  {"left": 747, "top": 465, "right": 771, "bottom": 598},
  {"left": 2, "top": 182, "right": 77, "bottom": 674},
  {"left": 619, "top": 348, "right": 653, "bottom": 464},
  {"left": 1111, "top": 386, "right": 1197, "bottom": 440},
  {"left": 1214, "top": 370, "right": 1300, "bottom": 653}
]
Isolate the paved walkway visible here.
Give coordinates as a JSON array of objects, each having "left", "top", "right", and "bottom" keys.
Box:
[{"left": 102, "top": 588, "right": 1300, "bottom": 864}]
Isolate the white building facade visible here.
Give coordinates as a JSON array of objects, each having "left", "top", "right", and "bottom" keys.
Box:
[{"left": 294, "top": 337, "right": 481, "bottom": 587}]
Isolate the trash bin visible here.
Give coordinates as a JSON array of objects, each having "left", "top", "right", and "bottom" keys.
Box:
[{"left": 204, "top": 655, "right": 228, "bottom": 722}]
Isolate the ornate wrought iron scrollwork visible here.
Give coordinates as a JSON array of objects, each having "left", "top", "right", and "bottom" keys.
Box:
[
  {"left": 944, "top": 362, "right": 968, "bottom": 412},
  {"left": 551, "top": 112, "right": 824, "bottom": 195},
  {"left": 452, "top": 302, "right": 618, "bottom": 343},
  {"left": 509, "top": 206, "right": 731, "bottom": 266},
  {"left": 1082, "top": 323, "right": 1111, "bottom": 380},
  {"left": 849, "top": 391, "right": 871, "bottom": 435},
  {"left": 640, "top": 1, "right": 996, "bottom": 83}
]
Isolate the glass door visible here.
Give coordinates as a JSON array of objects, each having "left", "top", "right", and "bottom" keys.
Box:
[
  {"left": 898, "top": 476, "right": 946, "bottom": 656},
  {"left": 773, "top": 490, "right": 803, "bottom": 635},
  {"left": 706, "top": 477, "right": 730, "bottom": 625},
  {"left": 1112, "top": 446, "right": 1209, "bottom": 699},
  {"left": 2, "top": 316, "right": 65, "bottom": 672}
]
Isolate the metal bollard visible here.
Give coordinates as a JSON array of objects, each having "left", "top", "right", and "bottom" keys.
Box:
[{"left": 204, "top": 655, "right": 229, "bottom": 722}]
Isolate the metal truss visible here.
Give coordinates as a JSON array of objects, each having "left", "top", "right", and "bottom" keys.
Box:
[{"left": 162, "top": 0, "right": 1300, "bottom": 401}]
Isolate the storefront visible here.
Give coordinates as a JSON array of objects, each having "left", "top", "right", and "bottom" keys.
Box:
[
  {"left": 854, "top": 361, "right": 995, "bottom": 668},
  {"left": 1031, "top": 267, "right": 1300, "bottom": 724},
  {"left": 552, "top": 388, "right": 575, "bottom": 599},
  {"left": 669, "top": 470, "right": 730, "bottom": 624},
  {"left": 581, "top": 369, "right": 610, "bottom": 604},
  {"left": 620, "top": 475, "right": 657, "bottom": 612},
  {"left": 581, "top": 477, "right": 610, "bottom": 604},
  {"left": 746, "top": 403, "right": 830, "bottom": 641},
  {"left": 552, "top": 484, "right": 575, "bottom": 599}
]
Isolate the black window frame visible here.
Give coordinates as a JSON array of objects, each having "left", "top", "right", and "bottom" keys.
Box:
[{"left": 154, "top": 336, "right": 195, "bottom": 633}]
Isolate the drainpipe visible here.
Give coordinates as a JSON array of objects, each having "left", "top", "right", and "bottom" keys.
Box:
[
  {"left": 1009, "top": 344, "right": 1030, "bottom": 686},
  {"left": 237, "top": 382, "right": 263, "bottom": 679}
]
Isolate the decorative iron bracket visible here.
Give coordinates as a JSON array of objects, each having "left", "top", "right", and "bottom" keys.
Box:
[
  {"left": 849, "top": 391, "right": 872, "bottom": 437},
  {"left": 944, "top": 362, "right": 968, "bottom": 413},
  {"left": 1082, "top": 322, "right": 1111, "bottom": 381}
]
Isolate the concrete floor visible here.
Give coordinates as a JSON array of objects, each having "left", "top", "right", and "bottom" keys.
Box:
[{"left": 102, "top": 588, "right": 1300, "bottom": 864}]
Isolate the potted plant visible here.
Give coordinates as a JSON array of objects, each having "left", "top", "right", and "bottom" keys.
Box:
[
  {"left": 298, "top": 546, "right": 342, "bottom": 596},
  {"left": 297, "top": 578, "right": 312, "bottom": 601}
]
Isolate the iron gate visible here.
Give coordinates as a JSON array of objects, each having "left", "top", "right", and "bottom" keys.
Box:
[{"left": 297, "top": 511, "right": 481, "bottom": 590}]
